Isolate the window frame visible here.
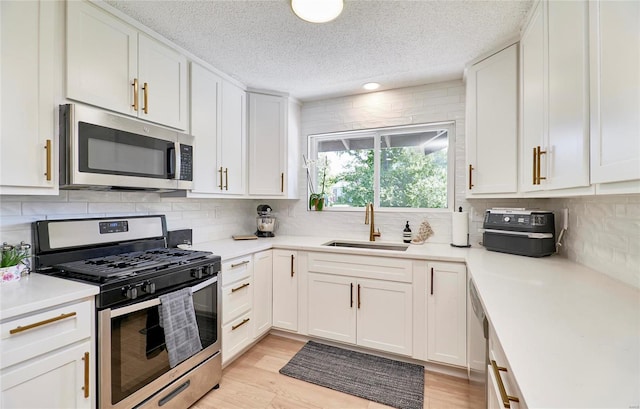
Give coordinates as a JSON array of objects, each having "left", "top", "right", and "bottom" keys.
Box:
[{"left": 307, "top": 121, "right": 456, "bottom": 212}]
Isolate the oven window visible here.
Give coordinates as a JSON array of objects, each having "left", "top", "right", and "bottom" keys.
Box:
[{"left": 110, "top": 283, "right": 217, "bottom": 405}]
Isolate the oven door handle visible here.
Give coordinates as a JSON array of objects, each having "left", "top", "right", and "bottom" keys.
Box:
[{"left": 109, "top": 275, "right": 218, "bottom": 318}]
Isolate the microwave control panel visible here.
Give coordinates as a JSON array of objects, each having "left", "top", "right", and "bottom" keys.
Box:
[{"left": 179, "top": 144, "right": 193, "bottom": 181}]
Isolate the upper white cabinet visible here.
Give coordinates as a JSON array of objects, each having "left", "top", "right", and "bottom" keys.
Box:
[
  {"left": 465, "top": 43, "right": 519, "bottom": 195},
  {"left": 426, "top": 262, "right": 467, "bottom": 367},
  {"left": 520, "top": 0, "right": 590, "bottom": 192},
  {"left": 589, "top": 0, "right": 640, "bottom": 185},
  {"left": 248, "top": 92, "right": 299, "bottom": 198},
  {"left": 0, "top": 0, "right": 58, "bottom": 195},
  {"left": 220, "top": 82, "right": 247, "bottom": 195},
  {"left": 67, "top": 0, "right": 188, "bottom": 130},
  {"left": 190, "top": 63, "right": 246, "bottom": 195}
]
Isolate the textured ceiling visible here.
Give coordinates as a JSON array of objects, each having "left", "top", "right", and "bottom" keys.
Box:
[{"left": 105, "top": 0, "right": 532, "bottom": 101}]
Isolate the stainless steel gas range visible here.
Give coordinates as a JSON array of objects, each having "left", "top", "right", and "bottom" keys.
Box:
[{"left": 32, "top": 215, "right": 221, "bottom": 409}]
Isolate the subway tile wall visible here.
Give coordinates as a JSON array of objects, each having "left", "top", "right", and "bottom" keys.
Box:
[{"left": 0, "top": 191, "right": 257, "bottom": 247}]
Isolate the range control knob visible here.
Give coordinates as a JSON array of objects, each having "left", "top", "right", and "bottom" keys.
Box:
[
  {"left": 503, "top": 216, "right": 511, "bottom": 222},
  {"left": 204, "top": 264, "right": 216, "bottom": 276},
  {"left": 191, "top": 267, "right": 203, "bottom": 279},
  {"left": 123, "top": 286, "right": 138, "bottom": 300},
  {"left": 142, "top": 281, "right": 156, "bottom": 294}
]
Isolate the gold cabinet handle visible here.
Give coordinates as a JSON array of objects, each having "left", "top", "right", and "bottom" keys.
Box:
[
  {"left": 350, "top": 283, "right": 354, "bottom": 308},
  {"left": 218, "top": 167, "right": 224, "bottom": 190},
  {"left": 532, "top": 147, "right": 537, "bottom": 185},
  {"left": 281, "top": 172, "right": 284, "bottom": 193},
  {"left": 142, "top": 82, "right": 149, "bottom": 114},
  {"left": 491, "top": 360, "right": 519, "bottom": 408},
  {"left": 44, "top": 139, "right": 52, "bottom": 181},
  {"left": 10, "top": 312, "right": 77, "bottom": 335},
  {"left": 357, "top": 284, "right": 361, "bottom": 309},
  {"left": 468, "top": 164, "right": 474, "bottom": 190},
  {"left": 430, "top": 267, "right": 434, "bottom": 295},
  {"left": 231, "top": 318, "right": 250, "bottom": 331},
  {"left": 230, "top": 260, "right": 250, "bottom": 268},
  {"left": 536, "top": 146, "right": 546, "bottom": 183},
  {"left": 231, "top": 282, "right": 250, "bottom": 293},
  {"left": 290, "top": 254, "right": 295, "bottom": 277},
  {"left": 132, "top": 78, "right": 139, "bottom": 111},
  {"left": 225, "top": 168, "right": 229, "bottom": 191},
  {"left": 82, "top": 352, "right": 90, "bottom": 398}
]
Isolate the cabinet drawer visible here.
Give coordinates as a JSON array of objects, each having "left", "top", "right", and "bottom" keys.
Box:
[
  {"left": 307, "top": 252, "right": 413, "bottom": 283},
  {"left": 1, "top": 299, "right": 92, "bottom": 369},
  {"left": 489, "top": 329, "right": 523, "bottom": 409},
  {"left": 222, "top": 277, "right": 252, "bottom": 324},
  {"left": 222, "top": 311, "right": 252, "bottom": 365},
  {"left": 221, "top": 255, "right": 252, "bottom": 286}
]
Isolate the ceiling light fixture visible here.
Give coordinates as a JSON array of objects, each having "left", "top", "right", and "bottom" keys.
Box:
[
  {"left": 291, "top": 0, "right": 344, "bottom": 23},
  {"left": 363, "top": 82, "right": 380, "bottom": 91}
]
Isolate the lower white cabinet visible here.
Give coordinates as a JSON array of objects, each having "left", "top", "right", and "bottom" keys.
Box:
[
  {"left": 0, "top": 298, "right": 95, "bottom": 408},
  {"left": 252, "top": 250, "right": 273, "bottom": 339},
  {"left": 306, "top": 268, "right": 413, "bottom": 356},
  {"left": 489, "top": 322, "right": 524, "bottom": 409},
  {"left": 272, "top": 249, "right": 298, "bottom": 331},
  {"left": 427, "top": 262, "right": 467, "bottom": 366},
  {"left": 220, "top": 255, "right": 253, "bottom": 365},
  {"left": 1, "top": 341, "right": 92, "bottom": 409}
]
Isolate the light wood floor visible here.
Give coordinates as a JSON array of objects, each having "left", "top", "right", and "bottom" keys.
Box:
[{"left": 192, "top": 335, "right": 483, "bottom": 409}]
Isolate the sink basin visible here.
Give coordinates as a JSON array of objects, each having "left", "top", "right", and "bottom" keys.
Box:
[{"left": 322, "top": 240, "right": 409, "bottom": 251}]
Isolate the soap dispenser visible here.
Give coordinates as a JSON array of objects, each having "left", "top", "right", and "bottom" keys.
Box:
[{"left": 403, "top": 221, "right": 412, "bottom": 243}]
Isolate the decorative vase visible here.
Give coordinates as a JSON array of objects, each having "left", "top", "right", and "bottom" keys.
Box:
[
  {"left": 0, "top": 264, "right": 24, "bottom": 284},
  {"left": 315, "top": 197, "right": 324, "bottom": 211}
]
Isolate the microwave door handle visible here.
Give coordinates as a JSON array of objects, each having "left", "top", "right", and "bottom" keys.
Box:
[{"left": 167, "top": 145, "right": 176, "bottom": 179}]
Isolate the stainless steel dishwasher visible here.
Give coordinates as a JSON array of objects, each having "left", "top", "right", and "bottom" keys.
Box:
[{"left": 468, "top": 277, "right": 488, "bottom": 408}]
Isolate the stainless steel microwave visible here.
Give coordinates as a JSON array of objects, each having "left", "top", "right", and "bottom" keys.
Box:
[{"left": 59, "top": 104, "right": 194, "bottom": 191}]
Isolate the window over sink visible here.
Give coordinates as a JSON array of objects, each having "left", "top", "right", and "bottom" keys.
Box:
[{"left": 307, "top": 122, "right": 455, "bottom": 210}]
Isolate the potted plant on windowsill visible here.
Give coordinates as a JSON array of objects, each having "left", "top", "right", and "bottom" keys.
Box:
[
  {"left": 1, "top": 243, "right": 30, "bottom": 284},
  {"left": 304, "top": 155, "right": 327, "bottom": 211}
]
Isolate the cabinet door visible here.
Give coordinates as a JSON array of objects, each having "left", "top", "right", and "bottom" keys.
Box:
[
  {"left": 520, "top": 1, "right": 545, "bottom": 192},
  {"left": 272, "top": 250, "right": 298, "bottom": 331},
  {"left": 222, "top": 311, "right": 252, "bottom": 365},
  {"left": 219, "top": 81, "right": 246, "bottom": 194},
  {"left": 466, "top": 43, "right": 518, "bottom": 195},
  {"left": 0, "top": 0, "right": 57, "bottom": 193},
  {"left": 190, "top": 63, "right": 221, "bottom": 194},
  {"left": 427, "top": 262, "right": 467, "bottom": 366},
  {"left": 307, "top": 273, "right": 356, "bottom": 344},
  {"left": 248, "top": 93, "right": 286, "bottom": 196},
  {"left": 589, "top": 0, "right": 640, "bottom": 184},
  {"left": 67, "top": 0, "right": 137, "bottom": 116},
  {"left": 138, "top": 34, "right": 188, "bottom": 130},
  {"left": 356, "top": 278, "right": 412, "bottom": 356},
  {"left": 252, "top": 250, "right": 273, "bottom": 339},
  {"left": 1, "top": 341, "right": 92, "bottom": 409},
  {"left": 546, "top": 0, "right": 589, "bottom": 190}
]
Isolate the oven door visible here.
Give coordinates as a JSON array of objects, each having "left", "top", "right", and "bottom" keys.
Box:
[{"left": 98, "top": 276, "right": 220, "bottom": 409}]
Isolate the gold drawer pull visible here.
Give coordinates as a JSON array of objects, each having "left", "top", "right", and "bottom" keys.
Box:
[
  {"left": 231, "top": 260, "right": 250, "bottom": 268},
  {"left": 224, "top": 168, "right": 229, "bottom": 191},
  {"left": 44, "top": 139, "right": 52, "bottom": 181},
  {"left": 468, "top": 164, "right": 474, "bottom": 190},
  {"left": 231, "top": 282, "right": 250, "bottom": 293},
  {"left": 231, "top": 318, "right": 250, "bottom": 331},
  {"left": 132, "top": 78, "right": 139, "bottom": 111},
  {"left": 82, "top": 352, "right": 90, "bottom": 398},
  {"left": 9, "top": 312, "right": 77, "bottom": 335},
  {"left": 491, "top": 360, "right": 519, "bottom": 408},
  {"left": 142, "top": 82, "right": 149, "bottom": 114}
]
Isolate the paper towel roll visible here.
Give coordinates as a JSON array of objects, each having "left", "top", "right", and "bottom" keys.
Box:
[{"left": 451, "top": 211, "right": 469, "bottom": 246}]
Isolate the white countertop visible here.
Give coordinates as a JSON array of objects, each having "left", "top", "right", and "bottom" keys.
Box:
[
  {"left": 192, "top": 235, "right": 640, "bottom": 409},
  {"left": 0, "top": 273, "right": 99, "bottom": 321}
]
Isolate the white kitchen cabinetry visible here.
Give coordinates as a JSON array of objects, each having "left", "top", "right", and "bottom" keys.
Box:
[
  {"left": 220, "top": 255, "right": 253, "bottom": 365},
  {"left": 272, "top": 249, "right": 298, "bottom": 331},
  {"left": 589, "top": 0, "right": 640, "bottom": 186},
  {"left": 306, "top": 253, "right": 413, "bottom": 356},
  {"left": 0, "top": 0, "right": 58, "bottom": 195},
  {"left": 520, "top": 0, "right": 590, "bottom": 193},
  {"left": 0, "top": 299, "right": 95, "bottom": 408},
  {"left": 219, "top": 81, "right": 247, "bottom": 195},
  {"left": 248, "top": 92, "right": 299, "bottom": 198},
  {"left": 426, "top": 262, "right": 467, "bottom": 367},
  {"left": 465, "top": 43, "right": 518, "bottom": 196},
  {"left": 190, "top": 64, "right": 246, "bottom": 195},
  {"left": 252, "top": 250, "right": 273, "bottom": 339},
  {"left": 67, "top": 0, "right": 188, "bottom": 130},
  {"left": 489, "top": 322, "right": 524, "bottom": 409}
]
